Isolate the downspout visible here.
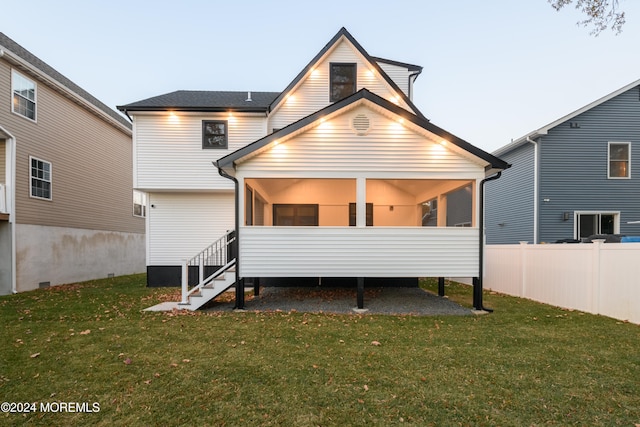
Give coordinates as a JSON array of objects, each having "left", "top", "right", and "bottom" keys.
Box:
[
  {"left": 526, "top": 136, "right": 539, "bottom": 244},
  {"left": 214, "top": 161, "right": 244, "bottom": 309},
  {"left": 475, "top": 171, "right": 502, "bottom": 312}
]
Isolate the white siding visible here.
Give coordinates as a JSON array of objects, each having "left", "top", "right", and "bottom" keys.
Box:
[
  {"left": 147, "top": 192, "right": 234, "bottom": 265},
  {"left": 240, "top": 227, "right": 479, "bottom": 278},
  {"left": 376, "top": 62, "right": 411, "bottom": 96},
  {"left": 269, "top": 39, "right": 412, "bottom": 131},
  {"left": 244, "top": 106, "right": 484, "bottom": 178},
  {"left": 134, "top": 113, "right": 266, "bottom": 190}
]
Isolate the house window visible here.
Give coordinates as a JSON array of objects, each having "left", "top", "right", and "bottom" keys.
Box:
[
  {"left": 608, "top": 142, "right": 630, "bottom": 178},
  {"left": 349, "top": 203, "right": 373, "bottom": 226},
  {"left": 421, "top": 198, "right": 438, "bottom": 227},
  {"left": 273, "top": 204, "right": 318, "bottom": 226},
  {"left": 330, "top": 63, "right": 356, "bottom": 102},
  {"left": 202, "top": 120, "right": 227, "bottom": 149},
  {"left": 575, "top": 212, "right": 618, "bottom": 239},
  {"left": 30, "top": 156, "right": 51, "bottom": 200},
  {"left": 133, "top": 190, "right": 147, "bottom": 217},
  {"left": 12, "top": 70, "right": 36, "bottom": 121}
]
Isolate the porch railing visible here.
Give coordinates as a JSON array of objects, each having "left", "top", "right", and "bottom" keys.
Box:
[{"left": 180, "top": 230, "right": 236, "bottom": 304}]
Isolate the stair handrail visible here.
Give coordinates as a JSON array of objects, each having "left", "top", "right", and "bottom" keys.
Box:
[{"left": 180, "top": 230, "right": 236, "bottom": 304}]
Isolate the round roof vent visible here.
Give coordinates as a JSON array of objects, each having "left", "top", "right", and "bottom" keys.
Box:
[{"left": 352, "top": 113, "right": 371, "bottom": 136}]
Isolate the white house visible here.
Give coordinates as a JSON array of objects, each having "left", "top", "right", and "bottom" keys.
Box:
[{"left": 118, "top": 28, "right": 509, "bottom": 310}]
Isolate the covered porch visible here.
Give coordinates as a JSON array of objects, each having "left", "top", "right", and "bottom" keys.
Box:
[{"left": 239, "top": 177, "right": 480, "bottom": 281}]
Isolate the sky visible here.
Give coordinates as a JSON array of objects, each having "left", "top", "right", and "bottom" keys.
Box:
[{"left": 3, "top": 0, "right": 640, "bottom": 153}]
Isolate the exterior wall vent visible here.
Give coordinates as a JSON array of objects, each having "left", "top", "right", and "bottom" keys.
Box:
[{"left": 352, "top": 113, "right": 371, "bottom": 135}]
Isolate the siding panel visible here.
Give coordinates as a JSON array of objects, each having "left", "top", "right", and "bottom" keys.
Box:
[
  {"left": 0, "top": 59, "right": 142, "bottom": 233},
  {"left": 241, "top": 226, "right": 479, "bottom": 277},
  {"left": 538, "top": 87, "right": 640, "bottom": 242},
  {"left": 147, "top": 192, "right": 234, "bottom": 265},
  {"left": 135, "top": 113, "right": 265, "bottom": 190},
  {"left": 245, "top": 106, "right": 483, "bottom": 177},
  {"left": 485, "top": 143, "right": 535, "bottom": 244}
]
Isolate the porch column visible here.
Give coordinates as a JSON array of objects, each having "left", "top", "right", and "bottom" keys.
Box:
[{"left": 356, "top": 177, "right": 366, "bottom": 227}]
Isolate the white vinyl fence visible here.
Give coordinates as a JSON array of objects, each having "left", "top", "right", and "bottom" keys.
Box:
[{"left": 484, "top": 241, "right": 640, "bottom": 325}]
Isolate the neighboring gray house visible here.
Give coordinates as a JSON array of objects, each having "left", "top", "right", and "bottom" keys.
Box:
[{"left": 485, "top": 79, "right": 640, "bottom": 244}]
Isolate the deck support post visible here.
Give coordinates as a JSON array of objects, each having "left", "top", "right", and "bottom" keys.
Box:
[
  {"left": 254, "top": 277, "right": 260, "bottom": 296},
  {"left": 357, "top": 277, "right": 364, "bottom": 309},
  {"left": 472, "top": 277, "right": 482, "bottom": 310},
  {"left": 235, "top": 277, "right": 245, "bottom": 310},
  {"left": 438, "top": 277, "right": 445, "bottom": 296}
]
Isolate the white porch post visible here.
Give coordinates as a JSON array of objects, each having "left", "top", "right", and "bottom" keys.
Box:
[{"left": 356, "top": 177, "right": 366, "bottom": 227}]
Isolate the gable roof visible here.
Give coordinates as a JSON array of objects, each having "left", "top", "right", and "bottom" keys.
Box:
[
  {"left": 217, "top": 88, "right": 509, "bottom": 175},
  {"left": 0, "top": 32, "right": 131, "bottom": 132},
  {"left": 118, "top": 90, "right": 280, "bottom": 113},
  {"left": 267, "top": 27, "right": 427, "bottom": 120},
  {"left": 495, "top": 78, "right": 640, "bottom": 156}
]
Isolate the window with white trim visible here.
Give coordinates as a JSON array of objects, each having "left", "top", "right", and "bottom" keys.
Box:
[
  {"left": 12, "top": 70, "right": 36, "bottom": 121},
  {"left": 133, "top": 190, "right": 147, "bottom": 217},
  {"left": 608, "top": 142, "right": 630, "bottom": 178},
  {"left": 30, "top": 157, "right": 51, "bottom": 200}
]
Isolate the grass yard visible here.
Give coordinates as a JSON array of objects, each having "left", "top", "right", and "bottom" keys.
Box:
[{"left": 1, "top": 275, "right": 639, "bottom": 426}]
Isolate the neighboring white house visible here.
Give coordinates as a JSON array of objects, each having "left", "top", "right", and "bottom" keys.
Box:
[{"left": 119, "top": 28, "right": 509, "bottom": 310}]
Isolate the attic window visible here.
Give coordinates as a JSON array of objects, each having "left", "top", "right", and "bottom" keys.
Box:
[
  {"left": 330, "top": 63, "right": 356, "bottom": 102},
  {"left": 352, "top": 113, "right": 371, "bottom": 135}
]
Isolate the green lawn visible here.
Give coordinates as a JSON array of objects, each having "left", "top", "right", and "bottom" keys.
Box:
[{"left": 1, "top": 275, "right": 638, "bottom": 426}]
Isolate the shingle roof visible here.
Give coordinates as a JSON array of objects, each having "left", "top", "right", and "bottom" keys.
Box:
[
  {"left": 118, "top": 90, "right": 280, "bottom": 112},
  {"left": 0, "top": 32, "right": 131, "bottom": 130}
]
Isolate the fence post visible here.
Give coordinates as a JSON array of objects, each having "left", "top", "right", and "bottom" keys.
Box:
[
  {"left": 181, "top": 259, "right": 189, "bottom": 305},
  {"left": 519, "top": 241, "right": 528, "bottom": 298},
  {"left": 592, "top": 239, "right": 604, "bottom": 315}
]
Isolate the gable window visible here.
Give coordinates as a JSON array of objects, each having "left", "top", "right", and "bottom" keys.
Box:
[
  {"left": 12, "top": 70, "right": 36, "bottom": 121},
  {"left": 608, "top": 142, "right": 630, "bottom": 178},
  {"left": 133, "top": 190, "right": 147, "bottom": 217},
  {"left": 202, "top": 120, "right": 228, "bottom": 149},
  {"left": 575, "top": 212, "right": 618, "bottom": 239},
  {"left": 30, "top": 156, "right": 51, "bottom": 200},
  {"left": 273, "top": 204, "right": 318, "bottom": 226},
  {"left": 330, "top": 63, "right": 357, "bottom": 102}
]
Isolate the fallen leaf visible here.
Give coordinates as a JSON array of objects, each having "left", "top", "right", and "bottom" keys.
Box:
[
  {"left": 144, "top": 380, "right": 152, "bottom": 385},
  {"left": 123, "top": 358, "right": 132, "bottom": 365},
  {"left": 182, "top": 359, "right": 191, "bottom": 363},
  {"left": 371, "top": 341, "right": 381, "bottom": 346},
  {"left": 154, "top": 373, "right": 160, "bottom": 378},
  {"left": 80, "top": 330, "right": 91, "bottom": 335},
  {"left": 170, "top": 363, "right": 178, "bottom": 368},
  {"left": 30, "top": 353, "right": 40, "bottom": 358},
  {"left": 363, "top": 384, "right": 369, "bottom": 391}
]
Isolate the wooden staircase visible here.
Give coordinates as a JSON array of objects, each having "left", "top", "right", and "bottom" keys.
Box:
[
  {"left": 178, "top": 263, "right": 236, "bottom": 310},
  {"left": 178, "top": 230, "right": 237, "bottom": 311}
]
